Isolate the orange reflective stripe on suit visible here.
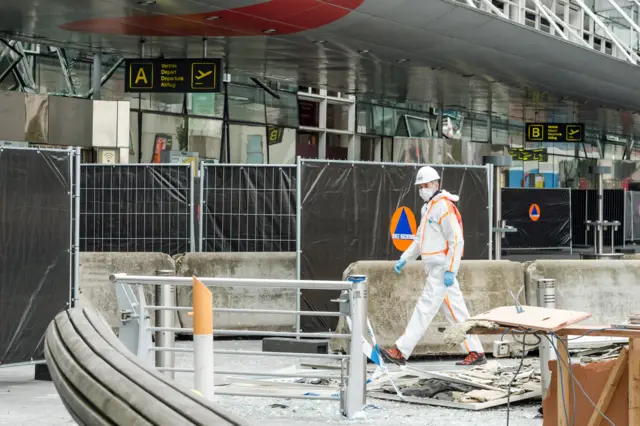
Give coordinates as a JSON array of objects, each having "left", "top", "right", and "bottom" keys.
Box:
[{"left": 419, "top": 199, "right": 464, "bottom": 258}]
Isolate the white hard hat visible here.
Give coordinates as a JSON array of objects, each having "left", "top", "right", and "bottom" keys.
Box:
[{"left": 414, "top": 166, "right": 440, "bottom": 185}]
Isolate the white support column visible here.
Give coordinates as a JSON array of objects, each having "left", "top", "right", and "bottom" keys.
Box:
[
  {"left": 540, "top": 4, "right": 592, "bottom": 48},
  {"left": 319, "top": 98, "right": 328, "bottom": 159},
  {"left": 605, "top": 0, "right": 640, "bottom": 42},
  {"left": 531, "top": 0, "right": 569, "bottom": 41},
  {"left": 347, "top": 99, "right": 358, "bottom": 160},
  {"left": 478, "top": 0, "right": 508, "bottom": 18}
]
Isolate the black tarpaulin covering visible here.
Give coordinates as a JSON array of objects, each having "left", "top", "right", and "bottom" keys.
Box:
[
  {"left": 501, "top": 188, "right": 571, "bottom": 249},
  {"left": 0, "top": 148, "right": 72, "bottom": 364},
  {"left": 299, "top": 161, "right": 490, "bottom": 332},
  {"left": 81, "top": 165, "right": 191, "bottom": 255},
  {"left": 571, "top": 189, "right": 588, "bottom": 246},
  {"left": 202, "top": 165, "right": 296, "bottom": 252}
]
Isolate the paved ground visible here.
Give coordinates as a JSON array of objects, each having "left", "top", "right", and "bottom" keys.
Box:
[{"left": 0, "top": 339, "right": 543, "bottom": 426}]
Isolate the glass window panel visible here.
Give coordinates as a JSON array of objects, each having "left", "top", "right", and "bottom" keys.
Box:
[
  {"left": 228, "top": 83, "right": 265, "bottom": 123},
  {"left": 268, "top": 127, "right": 296, "bottom": 164},
  {"left": 298, "top": 99, "right": 320, "bottom": 127},
  {"left": 187, "top": 93, "right": 223, "bottom": 118},
  {"left": 189, "top": 117, "right": 223, "bottom": 161},
  {"left": 356, "top": 102, "right": 373, "bottom": 134},
  {"left": 140, "top": 113, "right": 185, "bottom": 163},
  {"left": 326, "top": 102, "right": 350, "bottom": 131},
  {"left": 129, "top": 111, "right": 139, "bottom": 163},
  {"left": 228, "top": 124, "right": 266, "bottom": 163},
  {"left": 37, "top": 54, "right": 91, "bottom": 95},
  {"left": 405, "top": 116, "right": 431, "bottom": 137},
  {"left": 265, "top": 91, "right": 298, "bottom": 127}
]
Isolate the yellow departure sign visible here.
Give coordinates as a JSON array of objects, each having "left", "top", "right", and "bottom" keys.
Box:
[
  {"left": 124, "top": 58, "right": 223, "bottom": 93},
  {"left": 525, "top": 123, "right": 585, "bottom": 143}
]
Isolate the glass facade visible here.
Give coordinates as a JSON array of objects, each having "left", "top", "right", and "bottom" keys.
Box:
[{"left": 0, "top": 41, "right": 635, "bottom": 190}]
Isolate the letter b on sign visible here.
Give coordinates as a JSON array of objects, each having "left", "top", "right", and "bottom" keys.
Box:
[{"left": 527, "top": 124, "right": 544, "bottom": 141}]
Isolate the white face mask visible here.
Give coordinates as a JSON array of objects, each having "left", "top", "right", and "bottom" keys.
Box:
[{"left": 419, "top": 187, "right": 434, "bottom": 202}]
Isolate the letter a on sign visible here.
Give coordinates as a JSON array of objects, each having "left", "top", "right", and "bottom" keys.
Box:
[
  {"left": 128, "top": 62, "right": 153, "bottom": 90},
  {"left": 135, "top": 68, "right": 148, "bottom": 85}
]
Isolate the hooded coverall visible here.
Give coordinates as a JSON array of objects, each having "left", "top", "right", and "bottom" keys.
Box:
[{"left": 395, "top": 190, "right": 484, "bottom": 359}]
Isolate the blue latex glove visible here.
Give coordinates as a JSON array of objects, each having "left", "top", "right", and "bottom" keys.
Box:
[
  {"left": 444, "top": 271, "right": 455, "bottom": 287},
  {"left": 394, "top": 259, "right": 407, "bottom": 274}
]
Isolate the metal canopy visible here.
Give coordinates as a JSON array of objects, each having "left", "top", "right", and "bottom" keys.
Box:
[{"left": 2, "top": 0, "right": 640, "bottom": 136}]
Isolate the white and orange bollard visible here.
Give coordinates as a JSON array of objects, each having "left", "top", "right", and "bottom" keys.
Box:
[{"left": 192, "top": 276, "right": 214, "bottom": 400}]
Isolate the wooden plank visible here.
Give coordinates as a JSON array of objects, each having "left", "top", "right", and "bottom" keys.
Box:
[
  {"left": 629, "top": 338, "right": 640, "bottom": 425},
  {"left": 470, "top": 305, "right": 592, "bottom": 333},
  {"left": 369, "top": 389, "right": 541, "bottom": 410},
  {"left": 587, "top": 347, "right": 628, "bottom": 426},
  {"left": 557, "top": 338, "right": 573, "bottom": 426},
  {"left": 470, "top": 324, "right": 640, "bottom": 339},
  {"left": 404, "top": 366, "right": 506, "bottom": 392}
]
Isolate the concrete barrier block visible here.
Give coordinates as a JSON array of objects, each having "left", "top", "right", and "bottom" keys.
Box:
[
  {"left": 175, "top": 252, "right": 296, "bottom": 331},
  {"left": 526, "top": 259, "right": 640, "bottom": 324},
  {"left": 78, "top": 252, "right": 176, "bottom": 331},
  {"left": 335, "top": 260, "right": 525, "bottom": 356}
]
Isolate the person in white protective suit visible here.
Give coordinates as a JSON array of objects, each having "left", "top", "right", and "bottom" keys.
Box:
[{"left": 379, "top": 165, "right": 487, "bottom": 366}]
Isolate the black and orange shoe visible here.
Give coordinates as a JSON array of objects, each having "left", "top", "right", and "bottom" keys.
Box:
[
  {"left": 456, "top": 351, "right": 487, "bottom": 366},
  {"left": 379, "top": 346, "right": 407, "bottom": 366}
]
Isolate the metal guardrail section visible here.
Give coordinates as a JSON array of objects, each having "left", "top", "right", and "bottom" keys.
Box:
[
  {"left": 109, "top": 273, "right": 369, "bottom": 419},
  {"left": 43, "top": 307, "right": 248, "bottom": 426}
]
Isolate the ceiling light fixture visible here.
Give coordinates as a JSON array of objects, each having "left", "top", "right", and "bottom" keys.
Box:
[
  {"left": 205, "top": 16, "right": 221, "bottom": 21},
  {"left": 263, "top": 29, "right": 277, "bottom": 34},
  {"left": 358, "top": 49, "right": 370, "bottom": 54},
  {"left": 315, "top": 40, "right": 327, "bottom": 44},
  {"left": 137, "top": 0, "right": 156, "bottom": 5},
  {"left": 396, "top": 58, "right": 409, "bottom": 63}
]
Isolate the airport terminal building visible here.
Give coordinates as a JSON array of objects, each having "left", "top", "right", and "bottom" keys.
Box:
[{"left": 1, "top": 0, "right": 640, "bottom": 189}]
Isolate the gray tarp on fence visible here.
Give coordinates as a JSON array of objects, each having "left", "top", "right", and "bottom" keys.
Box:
[{"left": 0, "top": 147, "right": 77, "bottom": 365}]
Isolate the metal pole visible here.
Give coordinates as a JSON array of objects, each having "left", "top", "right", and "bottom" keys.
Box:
[
  {"left": 189, "top": 162, "right": 195, "bottom": 252},
  {"left": 73, "top": 148, "right": 81, "bottom": 307},
  {"left": 154, "top": 269, "right": 175, "bottom": 379},
  {"left": 487, "top": 163, "right": 493, "bottom": 260},
  {"left": 91, "top": 52, "right": 102, "bottom": 100},
  {"left": 598, "top": 172, "right": 604, "bottom": 255},
  {"left": 537, "top": 279, "right": 556, "bottom": 397},
  {"left": 295, "top": 156, "right": 302, "bottom": 337},
  {"left": 495, "top": 165, "right": 502, "bottom": 260},
  {"left": 344, "top": 275, "right": 367, "bottom": 418},
  {"left": 487, "top": 85, "right": 493, "bottom": 143},
  {"left": 193, "top": 277, "right": 214, "bottom": 400},
  {"left": 611, "top": 224, "right": 615, "bottom": 253},
  {"left": 202, "top": 37, "right": 208, "bottom": 57}
]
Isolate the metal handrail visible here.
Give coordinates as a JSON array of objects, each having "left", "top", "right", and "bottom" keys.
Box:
[
  {"left": 110, "top": 273, "right": 352, "bottom": 291},
  {"left": 111, "top": 273, "right": 368, "bottom": 419}
]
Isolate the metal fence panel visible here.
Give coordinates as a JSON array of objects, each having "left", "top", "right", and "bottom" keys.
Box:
[
  {"left": 200, "top": 164, "right": 296, "bottom": 252},
  {"left": 629, "top": 191, "right": 640, "bottom": 242},
  {"left": 501, "top": 188, "right": 572, "bottom": 250},
  {"left": 80, "top": 164, "right": 193, "bottom": 256},
  {"left": 571, "top": 189, "right": 588, "bottom": 246},
  {"left": 0, "top": 146, "right": 74, "bottom": 365},
  {"left": 298, "top": 159, "right": 490, "bottom": 332}
]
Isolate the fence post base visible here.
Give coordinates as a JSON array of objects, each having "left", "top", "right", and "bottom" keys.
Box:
[
  {"left": 155, "top": 269, "right": 176, "bottom": 379},
  {"left": 192, "top": 276, "right": 214, "bottom": 400},
  {"left": 344, "top": 275, "right": 367, "bottom": 419},
  {"left": 537, "top": 278, "right": 556, "bottom": 397}
]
